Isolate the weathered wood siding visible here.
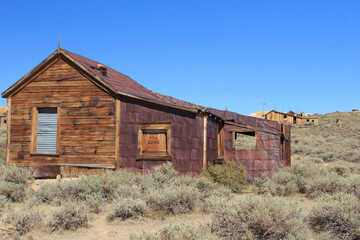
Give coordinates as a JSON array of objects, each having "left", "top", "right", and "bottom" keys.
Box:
[
  {"left": 266, "top": 111, "right": 293, "bottom": 124},
  {"left": 9, "top": 59, "right": 116, "bottom": 169},
  {"left": 119, "top": 97, "right": 204, "bottom": 174},
  {"left": 266, "top": 111, "right": 318, "bottom": 125}
]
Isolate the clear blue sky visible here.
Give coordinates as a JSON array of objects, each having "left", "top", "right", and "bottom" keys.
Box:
[{"left": 1, "top": 0, "right": 359, "bottom": 115}]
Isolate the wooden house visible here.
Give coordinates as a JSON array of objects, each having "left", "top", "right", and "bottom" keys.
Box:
[
  {"left": 2, "top": 49, "right": 291, "bottom": 181},
  {"left": 265, "top": 110, "right": 318, "bottom": 125}
]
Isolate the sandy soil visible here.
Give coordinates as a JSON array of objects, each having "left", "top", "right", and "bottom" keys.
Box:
[{"left": 0, "top": 211, "right": 211, "bottom": 240}]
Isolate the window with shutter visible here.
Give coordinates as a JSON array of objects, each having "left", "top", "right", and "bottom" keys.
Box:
[
  {"left": 37, "top": 108, "right": 58, "bottom": 153},
  {"left": 137, "top": 123, "right": 171, "bottom": 160},
  {"left": 30, "top": 103, "right": 60, "bottom": 157}
]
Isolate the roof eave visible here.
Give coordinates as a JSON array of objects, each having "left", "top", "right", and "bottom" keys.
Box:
[{"left": 1, "top": 48, "right": 200, "bottom": 114}]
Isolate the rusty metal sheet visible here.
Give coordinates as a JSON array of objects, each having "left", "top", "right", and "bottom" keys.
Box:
[{"left": 33, "top": 165, "right": 61, "bottom": 178}]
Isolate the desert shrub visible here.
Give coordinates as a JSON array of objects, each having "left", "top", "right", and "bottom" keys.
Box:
[
  {"left": 347, "top": 177, "right": 360, "bottom": 199},
  {"left": 341, "top": 161, "right": 360, "bottom": 174},
  {"left": 114, "top": 185, "right": 142, "bottom": 199},
  {"left": 3, "top": 207, "right": 42, "bottom": 235},
  {"left": 35, "top": 171, "right": 142, "bottom": 204},
  {"left": 211, "top": 195, "right": 308, "bottom": 240},
  {"left": 194, "top": 177, "right": 218, "bottom": 199},
  {"left": 48, "top": 203, "right": 88, "bottom": 231},
  {"left": 57, "top": 179, "right": 92, "bottom": 200},
  {"left": 0, "top": 181, "right": 27, "bottom": 202},
  {"left": 149, "top": 161, "right": 177, "bottom": 185},
  {"left": 309, "top": 193, "right": 360, "bottom": 239},
  {"left": 305, "top": 172, "right": 349, "bottom": 198},
  {"left": 0, "top": 164, "right": 32, "bottom": 202},
  {"left": 329, "top": 165, "right": 350, "bottom": 177},
  {"left": 313, "top": 231, "right": 340, "bottom": 240},
  {"left": 200, "top": 185, "right": 234, "bottom": 213},
  {"left": 0, "top": 195, "right": 8, "bottom": 214},
  {"left": 0, "top": 164, "right": 33, "bottom": 184},
  {"left": 83, "top": 192, "right": 104, "bottom": 214},
  {"left": 202, "top": 160, "right": 247, "bottom": 193},
  {"left": 34, "top": 183, "right": 62, "bottom": 204},
  {"left": 130, "top": 224, "right": 216, "bottom": 240},
  {"left": 107, "top": 197, "right": 147, "bottom": 221},
  {"left": 166, "top": 175, "right": 235, "bottom": 213},
  {"left": 253, "top": 165, "right": 310, "bottom": 196},
  {"left": 146, "top": 184, "right": 199, "bottom": 215},
  {"left": 254, "top": 163, "right": 360, "bottom": 199}
]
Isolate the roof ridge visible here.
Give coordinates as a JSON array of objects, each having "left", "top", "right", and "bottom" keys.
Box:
[{"left": 62, "top": 49, "right": 200, "bottom": 110}]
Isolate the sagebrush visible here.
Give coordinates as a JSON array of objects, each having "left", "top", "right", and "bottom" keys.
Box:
[{"left": 202, "top": 160, "right": 247, "bottom": 193}]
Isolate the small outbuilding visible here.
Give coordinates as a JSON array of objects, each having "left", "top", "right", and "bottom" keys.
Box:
[
  {"left": 265, "top": 110, "right": 318, "bottom": 125},
  {"left": 2, "top": 49, "right": 291, "bottom": 181}
]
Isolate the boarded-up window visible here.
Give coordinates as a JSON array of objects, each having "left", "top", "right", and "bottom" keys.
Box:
[
  {"left": 142, "top": 129, "right": 167, "bottom": 155},
  {"left": 37, "top": 108, "right": 58, "bottom": 153},
  {"left": 232, "top": 130, "right": 257, "bottom": 150},
  {"left": 137, "top": 123, "right": 171, "bottom": 160}
]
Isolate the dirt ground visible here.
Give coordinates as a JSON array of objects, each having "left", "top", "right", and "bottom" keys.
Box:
[{"left": 0, "top": 210, "right": 211, "bottom": 240}]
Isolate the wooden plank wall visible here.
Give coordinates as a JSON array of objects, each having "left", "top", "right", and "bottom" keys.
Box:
[{"left": 9, "top": 58, "right": 116, "bottom": 168}]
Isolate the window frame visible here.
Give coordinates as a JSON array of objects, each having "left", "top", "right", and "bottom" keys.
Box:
[
  {"left": 137, "top": 122, "right": 171, "bottom": 160},
  {"left": 231, "top": 129, "right": 257, "bottom": 150},
  {"left": 217, "top": 125, "right": 224, "bottom": 159},
  {"left": 30, "top": 102, "right": 61, "bottom": 157}
]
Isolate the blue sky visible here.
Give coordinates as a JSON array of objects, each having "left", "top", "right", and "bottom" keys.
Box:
[{"left": 0, "top": 1, "right": 359, "bottom": 115}]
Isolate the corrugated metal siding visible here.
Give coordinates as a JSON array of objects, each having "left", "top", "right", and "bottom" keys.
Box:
[{"left": 37, "top": 108, "right": 57, "bottom": 153}]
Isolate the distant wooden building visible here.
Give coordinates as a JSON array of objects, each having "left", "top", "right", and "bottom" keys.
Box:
[
  {"left": 0, "top": 107, "right": 7, "bottom": 126},
  {"left": 2, "top": 49, "right": 291, "bottom": 181},
  {"left": 265, "top": 110, "right": 318, "bottom": 125}
]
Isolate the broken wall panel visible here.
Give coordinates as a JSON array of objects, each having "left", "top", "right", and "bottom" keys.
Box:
[{"left": 222, "top": 120, "right": 290, "bottom": 182}]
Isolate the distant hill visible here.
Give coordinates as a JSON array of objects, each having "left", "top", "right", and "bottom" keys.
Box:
[
  {"left": 248, "top": 111, "right": 269, "bottom": 118},
  {"left": 292, "top": 111, "right": 360, "bottom": 163}
]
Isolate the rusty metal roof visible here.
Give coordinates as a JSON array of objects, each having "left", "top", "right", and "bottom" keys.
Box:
[
  {"left": 2, "top": 48, "right": 290, "bottom": 136},
  {"left": 63, "top": 49, "right": 201, "bottom": 110}
]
